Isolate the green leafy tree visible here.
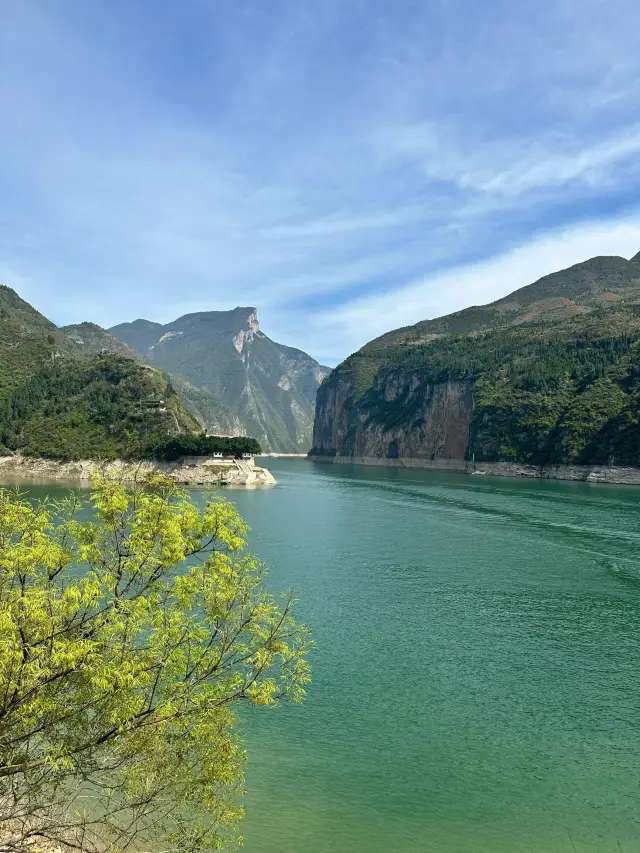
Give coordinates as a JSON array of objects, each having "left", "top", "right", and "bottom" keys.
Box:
[{"left": 0, "top": 475, "right": 310, "bottom": 853}]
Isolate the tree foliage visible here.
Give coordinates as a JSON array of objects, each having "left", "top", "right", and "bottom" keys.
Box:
[
  {"left": 0, "top": 475, "right": 310, "bottom": 853},
  {"left": 0, "top": 356, "right": 201, "bottom": 462},
  {"left": 148, "top": 435, "right": 262, "bottom": 461}
]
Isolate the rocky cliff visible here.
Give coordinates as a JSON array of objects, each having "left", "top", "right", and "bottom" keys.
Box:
[
  {"left": 313, "top": 369, "right": 474, "bottom": 459},
  {"left": 311, "top": 250, "right": 640, "bottom": 467}
]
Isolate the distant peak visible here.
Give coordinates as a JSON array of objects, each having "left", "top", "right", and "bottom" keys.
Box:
[
  {"left": 131, "top": 318, "right": 163, "bottom": 328},
  {"left": 632, "top": 251, "right": 640, "bottom": 262},
  {"left": 246, "top": 308, "right": 259, "bottom": 334},
  {"left": 69, "top": 321, "right": 104, "bottom": 331},
  {"left": 233, "top": 309, "right": 259, "bottom": 353},
  {"left": 226, "top": 306, "right": 259, "bottom": 331}
]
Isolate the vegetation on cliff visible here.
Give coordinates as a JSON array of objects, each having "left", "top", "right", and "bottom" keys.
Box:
[
  {"left": 0, "top": 285, "right": 77, "bottom": 398},
  {"left": 318, "top": 252, "right": 640, "bottom": 466},
  {"left": 61, "top": 321, "right": 147, "bottom": 362},
  {"left": 0, "top": 475, "right": 309, "bottom": 853}
]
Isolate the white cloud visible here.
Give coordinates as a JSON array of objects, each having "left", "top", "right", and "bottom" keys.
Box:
[
  {"left": 1, "top": 0, "right": 640, "bottom": 365},
  {"left": 371, "top": 123, "right": 640, "bottom": 198},
  {"left": 293, "top": 215, "right": 640, "bottom": 359}
]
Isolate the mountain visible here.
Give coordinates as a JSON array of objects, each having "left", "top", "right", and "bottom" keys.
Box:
[
  {"left": 62, "top": 321, "right": 242, "bottom": 438},
  {"left": 369, "top": 255, "right": 640, "bottom": 346},
  {"left": 0, "top": 287, "right": 200, "bottom": 460},
  {"left": 311, "top": 251, "right": 640, "bottom": 468},
  {"left": 0, "top": 285, "right": 78, "bottom": 398},
  {"left": 62, "top": 322, "right": 146, "bottom": 362},
  {"left": 110, "top": 308, "right": 330, "bottom": 452}
]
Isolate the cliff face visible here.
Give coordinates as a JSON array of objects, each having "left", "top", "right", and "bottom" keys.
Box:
[
  {"left": 312, "top": 369, "right": 474, "bottom": 460},
  {"left": 311, "top": 250, "right": 640, "bottom": 467}
]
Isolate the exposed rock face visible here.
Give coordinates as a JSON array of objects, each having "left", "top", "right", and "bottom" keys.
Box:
[
  {"left": 232, "top": 310, "right": 259, "bottom": 353},
  {"left": 311, "top": 369, "right": 474, "bottom": 460}
]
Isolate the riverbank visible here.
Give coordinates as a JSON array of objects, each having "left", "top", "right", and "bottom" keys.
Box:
[
  {"left": 308, "top": 455, "right": 640, "bottom": 485},
  {"left": 0, "top": 454, "right": 277, "bottom": 487},
  {"left": 259, "top": 453, "right": 308, "bottom": 458}
]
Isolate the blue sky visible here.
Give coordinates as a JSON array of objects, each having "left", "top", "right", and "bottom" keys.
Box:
[{"left": 1, "top": 0, "right": 640, "bottom": 365}]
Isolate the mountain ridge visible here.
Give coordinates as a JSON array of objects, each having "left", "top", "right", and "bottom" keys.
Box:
[
  {"left": 367, "top": 254, "right": 640, "bottom": 349},
  {"left": 312, "top": 250, "right": 640, "bottom": 469},
  {"left": 62, "top": 322, "right": 147, "bottom": 362},
  {"left": 109, "top": 307, "right": 330, "bottom": 452}
]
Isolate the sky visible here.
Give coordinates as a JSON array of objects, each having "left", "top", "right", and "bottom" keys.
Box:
[{"left": 1, "top": 0, "right": 640, "bottom": 365}]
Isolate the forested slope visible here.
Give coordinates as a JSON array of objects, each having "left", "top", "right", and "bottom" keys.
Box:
[{"left": 312, "top": 252, "right": 640, "bottom": 467}]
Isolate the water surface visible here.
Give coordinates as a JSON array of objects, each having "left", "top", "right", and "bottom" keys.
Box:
[
  {"left": 9, "top": 462, "right": 640, "bottom": 852},
  {"left": 234, "top": 461, "right": 640, "bottom": 853}
]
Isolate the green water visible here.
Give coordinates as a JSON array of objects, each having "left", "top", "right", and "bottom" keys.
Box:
[
  {"left": 9, "top": 462, "right": 640, "bottom": 851},
  {"left": 232, "top": 461, "right": 640, "bottom": 853}
]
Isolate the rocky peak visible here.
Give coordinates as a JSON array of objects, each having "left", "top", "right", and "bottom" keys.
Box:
[
  {"left": 246, "top": 309, "right": 259, "bottom": 334},
  {"left": 233, "top": 310, "right": 260, "bottom": 354},
  {"left": 631, "top": 251, "right": 640, "bottom": 263},
  {"left": 108, "top": 304, "right": 326, "bottom": 451}
]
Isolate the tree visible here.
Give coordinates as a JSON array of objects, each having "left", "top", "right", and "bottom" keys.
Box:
[{"left": 0, "top": 474, "right": 310, "bottom": 853}]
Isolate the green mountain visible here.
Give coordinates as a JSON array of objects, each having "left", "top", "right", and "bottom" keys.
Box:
[
  {"left": 62, "top": 321, "right": 147, "bottom": 362},
  {"left": 110, "top": 308, "right": 330, "bottom": 452},
  {"left": 0, "top": 287, "right": 200, "bottom": 460},
  {"left": 370, "top": 255, "right": 640, "bottom": 345},
  {"left": 61, "top": 321, "right": 238, "bottom": 439},
  {"left": 0, "top": 285, "right": 77, "bottom": 397},
  {"left": 312, "top": 251, "right": 640, "bottom": 468}
]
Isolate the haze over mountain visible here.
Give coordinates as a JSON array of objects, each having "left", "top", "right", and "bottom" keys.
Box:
[
  {"left": 109, "top": 309, "right": 330, "bottom": 453},
  {"left": 312, "top": 250, "right": 640, "bottom": 469}
]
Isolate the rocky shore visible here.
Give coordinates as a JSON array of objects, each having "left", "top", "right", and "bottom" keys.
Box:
[
  {"left": 0, "top": 454, "right": 277, "bottom": 487},
  {"left": 308, "top": 455, "right": 640, "bottom": 486}
]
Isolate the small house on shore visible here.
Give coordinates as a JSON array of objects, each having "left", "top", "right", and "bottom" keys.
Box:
[
  {"left": 157, "top": 435, "right": 261, "bottom": 466},
  {"left": 178, "top": 451, "right": 255, "bottom": 468}
]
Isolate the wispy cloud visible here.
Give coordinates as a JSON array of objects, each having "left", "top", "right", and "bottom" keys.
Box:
[
  {"left": 298, "top": 215, "right": 640, "bottom": 361},
  {"left": 0, "top": 0, "right": 639, "bottom": 363},
  {"left": 373, "top": 122, "right": 640, "bottom": 197}
]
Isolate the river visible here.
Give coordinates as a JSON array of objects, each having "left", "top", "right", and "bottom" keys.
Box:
[
  {"left": 235, "top": 460, "right": 640, "bottom": 853},
  {"left": 8, "top": 460, "right": 640, "bottom": 851}
]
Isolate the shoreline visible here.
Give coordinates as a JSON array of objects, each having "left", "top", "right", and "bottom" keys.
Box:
[
  {"left": 258, "top": 453, "right": 308, "bottom": 458},
  {"left": 307, "top": 455, "right": 640, "bottom": 486},
  {"left": 0, "top": 455, "right": 277, "bottom": 488}
]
